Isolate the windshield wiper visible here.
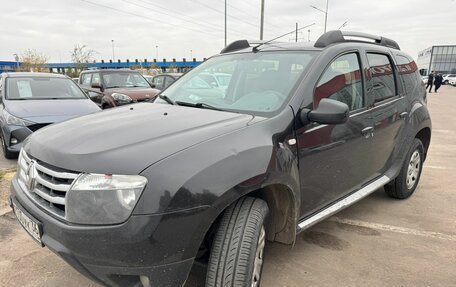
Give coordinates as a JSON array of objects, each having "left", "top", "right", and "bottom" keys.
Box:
[
  {"left": 158, "top": 94, "right": 175, "bottom": 105},
  {"left": 175, "top": 101, "right": 223, "bottom": 111}
]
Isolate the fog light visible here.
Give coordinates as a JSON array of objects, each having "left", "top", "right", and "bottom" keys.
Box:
[{"left": 10, "top": 138, "right": 18, "bottom": 144}]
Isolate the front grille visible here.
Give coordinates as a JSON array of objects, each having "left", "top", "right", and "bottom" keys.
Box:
[
  {"left": 17, "top": 150, "right": 80, "bottom": 219},
  {"left": 27, "top": 123, "right": 51, "bottom": 132}
]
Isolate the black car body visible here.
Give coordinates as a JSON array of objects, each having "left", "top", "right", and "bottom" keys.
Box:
[
  {"left": 0, "top": 72, "right": 100, "bottom": 158},
  {"left": 10, "top": 31, "right": 431, "bottom": 287}
]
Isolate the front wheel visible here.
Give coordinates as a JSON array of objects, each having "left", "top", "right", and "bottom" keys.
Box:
[
  {"left": 385, "top": 138, "right": 425, "bottom": 199},
  {"left": 206, "top": 197, "right": 269, "bottom": 287}
]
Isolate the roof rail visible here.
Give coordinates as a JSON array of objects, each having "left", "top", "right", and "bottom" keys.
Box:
[
  {"left": 314, "top": 30, "right": 400, "bottom": 50},
  {"left": 220, "top": 40, "right": 251, "bottom": 54}
]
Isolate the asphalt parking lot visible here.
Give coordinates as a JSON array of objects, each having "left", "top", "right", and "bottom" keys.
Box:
[{"left": 1, "top": 86, "right": 455, "bottom": 287}]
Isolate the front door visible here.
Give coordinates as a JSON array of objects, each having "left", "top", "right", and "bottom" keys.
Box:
[{"left": 296, "top": 52, "right": 376, "bottom": 217}]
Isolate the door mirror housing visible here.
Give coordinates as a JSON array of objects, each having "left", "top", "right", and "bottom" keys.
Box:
[
  {"left": 91, "top": 82, "right": 104, "bottom": 92},
  {"left": 301, "top": 98, "right": 349, "bottom": 125}
]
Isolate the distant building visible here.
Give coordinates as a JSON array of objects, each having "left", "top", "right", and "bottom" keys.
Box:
[{"left": 417, "top": 45, "right": 456, "bottom": 76}]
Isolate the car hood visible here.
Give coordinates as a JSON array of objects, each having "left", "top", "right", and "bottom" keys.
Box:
[
  {"left": 24, "top": 103, "right": 264, "bottom": 174},
  {"left": 106, "top": 87, "right": 160, "bottom": 100},
  {"left": 5, "top": 99, "right": 100, "bottom": 123}
]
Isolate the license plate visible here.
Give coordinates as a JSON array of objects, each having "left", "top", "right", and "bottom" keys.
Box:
[{"left": 12, "top": 200, "right": 43, "bottom": 245}]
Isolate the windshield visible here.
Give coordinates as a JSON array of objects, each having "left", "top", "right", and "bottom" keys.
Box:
[
  {"left": 103, "top": 72, "right": 150, "bottom": 88},
  {"left": 6, "top": 77, "right": 87, "bottom": 100},
  {"left": 155, "top": 51, "right": 316, "bottom": 115}
]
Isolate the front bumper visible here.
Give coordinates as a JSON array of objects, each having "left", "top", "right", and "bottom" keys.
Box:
[
  {"left": 2, "top": 125, "right": 33, "bottom": 153},
  {"left": 10, "top": 177, "right": 207, "bottom": 287}
]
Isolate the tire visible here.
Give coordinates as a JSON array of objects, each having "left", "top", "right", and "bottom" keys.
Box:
[
  {"left": 0, "top": 133, "right": 15, "bottom": 159},
  {"left": 385, "top": 138, "right": 425, "bottom": 199},
  {"left": 206, "top": 197, "right": 269, "bottom": 287}
]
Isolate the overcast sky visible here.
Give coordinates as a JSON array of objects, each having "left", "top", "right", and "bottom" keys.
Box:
[{"left": 1, "top": 0, "right": 455, "bottom": 63}]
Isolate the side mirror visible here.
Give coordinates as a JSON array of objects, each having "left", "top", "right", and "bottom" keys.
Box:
[
  {"left": 301, "top": 98, "right": 349, "bottom": 125},
  {"left": 151, "top": 84, "right": 156, "bottom": 88},
  {"left": 91, "top": 82, "right": 104, "bottom": 92}
]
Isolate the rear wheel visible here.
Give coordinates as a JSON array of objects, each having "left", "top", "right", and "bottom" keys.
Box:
[
  {"left": 385, "top": 138, "right": 424, "bottom": 199},
  {"left": 206, "top": 197, "right": 269, "bottom": 287}
]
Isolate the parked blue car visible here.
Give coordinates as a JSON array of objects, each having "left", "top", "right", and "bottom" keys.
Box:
[{"left": 0, "top": 72, "right": 101, "bottom": 158}]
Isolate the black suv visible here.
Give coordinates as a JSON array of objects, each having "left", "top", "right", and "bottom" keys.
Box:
[{"left": 10, "top": 31, "right": 431, "bottom": 287}]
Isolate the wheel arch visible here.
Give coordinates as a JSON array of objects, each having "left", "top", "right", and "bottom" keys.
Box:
[
  {"left": 415, "top": 127, "right": 431, "bottom": 160},
  {"left": 198, "top": 182, "right": 299, "bottom": 261}
]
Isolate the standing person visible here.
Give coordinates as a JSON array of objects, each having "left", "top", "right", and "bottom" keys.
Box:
[
  {"left": 434, "top": 73, "right": 443, "bottom": 93},
  {"left": 426, "top": 71, "right": 434, "bottom": 93}
]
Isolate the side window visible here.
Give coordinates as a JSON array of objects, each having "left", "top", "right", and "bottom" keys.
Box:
[
  {"left": 153, "top": 76, "right": 164, "bottom": 89},
  {"left": 164, "top": 76, "right": 174, "bottom": 89},
  {"left": 396, "top": 55, "right": 420, "bottom": 94},
  {"left": 315, "top": 53, "right": 363, "bottom": 111},
  {"left": 91, "top": 73, "right": 101, "bottom": 85},
  {"left": 81, "top": 73, "right": 92, "bottom": 86},
  {"left": 366, "top": 53, "right": 397, "bottom": 103}
]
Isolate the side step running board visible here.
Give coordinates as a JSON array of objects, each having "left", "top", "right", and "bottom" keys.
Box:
[{"left": 297, "top": 175, "right": 391, "bottom": 232}]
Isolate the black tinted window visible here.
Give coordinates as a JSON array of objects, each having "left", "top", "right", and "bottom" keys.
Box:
[
  {"left": 367, "top": 53, "right": 396, "bottom": 103},
  {"left": 396, "top": 55, "right": 421, "bottom": 95},
  {"left": 315, "top": 53, "right": 363, "bottom": 111}
]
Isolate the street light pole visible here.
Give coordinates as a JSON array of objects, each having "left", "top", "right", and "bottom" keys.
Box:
[
  {"left": 310, "top": 0, "right": 329, "bottom": 33},
  {"left": 190, "top": 50, "right": 193, "bottom": 60},
  {"left": 324, "top": 0, "right": 329, "bottom": 33},
  {"left": 295, "top": 23, "right": 298, "bottom": 42},
  {"left": 224, "top": 0, "right": 227, "bottom": 47},
  {"left": 156, "top": 45, "right": 159, "bottom": 61},
  {"left": 111, "top": 40, "right": 115, "bottom": 61},
  {"left": 308, "top": 29, "right": 311, "bottom": 42},
  {"left": 13, "top": 54, "right": 19, "bottom": 70},
  {"left": 260, "top": 0, "right": 265, "bottom": 40}
]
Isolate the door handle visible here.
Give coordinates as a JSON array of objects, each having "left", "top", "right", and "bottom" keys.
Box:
[
  {"left": 361, "top": 127, "right": 374, "bottom": 138},
  {"left": 400, "top": 112, "right": 408, "bottom": 119}
]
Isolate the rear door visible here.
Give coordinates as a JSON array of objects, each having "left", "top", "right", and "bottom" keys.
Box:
[
  {"left": 297, "top": 51, "right": 376, "bottom": 217},
  {"left": 364, "top": 52, "right": 408, "bottom": 177}
]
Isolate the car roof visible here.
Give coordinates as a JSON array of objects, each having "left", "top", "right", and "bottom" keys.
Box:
[
  {"left": 2, "top": 72, "right": 68, "bottom": 78},
  {"left": 80, "top": 69, "right": 139, "bottom": 74},
  {"left": 220, "top": 31, "right": 401, "bottom": 55}
]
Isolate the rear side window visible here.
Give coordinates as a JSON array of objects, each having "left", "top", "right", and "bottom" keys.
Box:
[
  {"left": 91, "top": 73, "right": 101, "bottom": 85},
  {"left": 366, "top": 53, "right": 396, "bottom": 103},
  {"left": 396, "top": 55, "right": 421, "bottom": 94},
  {"left": 314, "top": 53, "right": 363, "bottom": 111},
  {"left": 152, "top": 76, "right": 165, "bottom": 89},
  {"left": 81, "top": 73, "right": 92, "bottom": 86},
  {"left": 164, "top": 76, "right": 174, "bottom": 89}
]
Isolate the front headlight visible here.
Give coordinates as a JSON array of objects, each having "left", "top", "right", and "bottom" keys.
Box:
[
  {"left": 3, "top": 110, "right": 33, "bottom": 126},
  {"left": 112, "top": 93, "right": 132, "bottom": 104},
  {"left": 66, "top": 174, "right": 147, "bottom": 225}
]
